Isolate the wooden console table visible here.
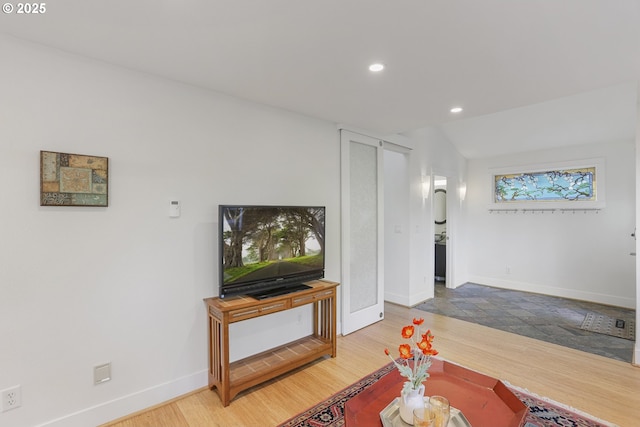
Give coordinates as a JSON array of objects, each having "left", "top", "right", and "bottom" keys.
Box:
[{"left": 204, "top": 279, "right": 339, "bottom": 406}]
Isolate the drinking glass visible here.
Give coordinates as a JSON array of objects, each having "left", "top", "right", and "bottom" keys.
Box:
[
  {"left": 428, "top": 395, "right": 450, "bottom": 427},
  {"left": 413, "top": 404, "right": 436, "bottom": 427}
]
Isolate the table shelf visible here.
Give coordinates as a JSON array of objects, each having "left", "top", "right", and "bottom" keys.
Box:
[{"left": 204, "top": 280, "right": 339, "bottom": 406}]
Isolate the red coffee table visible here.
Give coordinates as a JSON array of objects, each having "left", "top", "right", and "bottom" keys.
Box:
[{"left": 344, "top": 359, "right": 527, "bottom": 427}]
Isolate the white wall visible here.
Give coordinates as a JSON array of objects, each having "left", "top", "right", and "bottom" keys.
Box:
[
  {"left": 419, "top": 127, "right": 469, "bottom": 291},
  {"left": 0, "top": 35, "right": 341, "bottom": 427},
  {"left": 466, "top": 140, "right": 636, "bottom": 308},
  {"left": 635, "top": 83, "right": 640, "bottom": 365},
  {"left": 383, "top": 126, "right": 468, "bottom": 307},
  {"left": 384, "top": 150, "right": 411, "bottom": 304}
]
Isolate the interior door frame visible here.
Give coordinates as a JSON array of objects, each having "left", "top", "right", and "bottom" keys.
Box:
[{"left": 432, "top": 171, "right": 455, "bottom": 289}]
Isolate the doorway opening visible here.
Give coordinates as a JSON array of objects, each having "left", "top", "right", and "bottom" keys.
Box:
[{"left": 434, "top": 176, "right": 447, "bottom": 286}]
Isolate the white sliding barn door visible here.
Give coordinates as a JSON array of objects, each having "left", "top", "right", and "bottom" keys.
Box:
[{"left": 340, "top": 130, "right": 384, "bottom": 335}]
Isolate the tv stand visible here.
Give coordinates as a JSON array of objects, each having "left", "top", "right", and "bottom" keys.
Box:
[
  {"left": 204, "top": 279, "right": 339, "bottom": 406},
  {"left": 247, "top": 283, "right": 311, "bottom": 300}
]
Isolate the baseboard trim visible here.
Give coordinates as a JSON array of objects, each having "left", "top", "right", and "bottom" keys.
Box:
[
  {"left": 35, "top": 370, "right": 208, "bottom": 427},
  {"left": 467, "top": 276, "right": 635, "bottom": 309},
  {"left": 384, "top": 284, "right": 435, "bottom": 308},
  {"left": 384, "top": 291, "right": 410, "bottom": 307}
]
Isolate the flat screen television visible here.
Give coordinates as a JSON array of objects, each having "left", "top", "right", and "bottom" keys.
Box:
[{"left": 219, "top": 205, "right": 325, "bottom": 299}]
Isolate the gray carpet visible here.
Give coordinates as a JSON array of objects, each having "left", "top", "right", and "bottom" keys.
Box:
[{"left": 416, "top": 282, "right": 636, "bottom": 362}]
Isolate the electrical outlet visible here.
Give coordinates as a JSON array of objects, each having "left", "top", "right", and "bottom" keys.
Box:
[
  {"left": 94, "top": 362, "right": 112, "bottom": 385},
  {"left": 1, "top": 385, "right": 22, "bottom": 412}
]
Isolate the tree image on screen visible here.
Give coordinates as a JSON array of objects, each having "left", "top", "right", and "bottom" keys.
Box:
[{"left": 222, "top": 207, "right": 325, "bottom": 285}]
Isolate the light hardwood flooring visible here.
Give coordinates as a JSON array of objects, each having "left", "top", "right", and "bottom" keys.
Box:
[{"left": 102, "top": 302, "right": 640, "bottom": 427}]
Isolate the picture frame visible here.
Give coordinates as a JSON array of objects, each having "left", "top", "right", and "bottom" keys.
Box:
[
  {"left": 489, "top": 158, "right": 605, "bottom": 210},
  {"left": 40, "top": 150, "right": 109, "bottom": 207}
]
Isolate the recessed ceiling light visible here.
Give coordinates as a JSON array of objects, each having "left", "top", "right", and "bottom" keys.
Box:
[
  {"left": 450, "top": 107, "right": 463, "bottom": 113},
  {"left": 369, "top": 63, "right": 385, "bottom": 72}
]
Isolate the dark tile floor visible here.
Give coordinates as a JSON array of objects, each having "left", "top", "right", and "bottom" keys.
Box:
[{"left": 416, "top": 282, "right": 636, "bottom": 362}]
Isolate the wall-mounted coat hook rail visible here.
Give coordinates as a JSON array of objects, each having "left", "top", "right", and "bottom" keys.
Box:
[
  {"left": 521, "top": 208, "right": 556, "bottom": 214},
  {"left": 488, "top": 209, "right": 518, "bottom": 214},
  {"left": 489, "top": 207, "right": 601, "bottom": 214},
  {"left": 559, "top": 208, "right": 601, "bottom": 214}
]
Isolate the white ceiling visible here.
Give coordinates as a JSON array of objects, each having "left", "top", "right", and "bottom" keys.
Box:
[{"left": 1, "top": 0, "right": 639, "bottom": 158}]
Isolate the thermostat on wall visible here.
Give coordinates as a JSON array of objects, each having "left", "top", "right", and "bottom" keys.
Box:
[{"left": 169, "top": 200, "right": 180, "bottom": 218}]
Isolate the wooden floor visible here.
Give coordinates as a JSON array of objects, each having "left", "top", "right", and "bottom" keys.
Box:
[{"left": 102, "top": 302, "right": 640, "bottom": 427}]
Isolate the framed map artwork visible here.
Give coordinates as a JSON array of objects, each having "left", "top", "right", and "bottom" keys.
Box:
[{"left": 40, "top": 150, "right": 108, "bottom": 206}]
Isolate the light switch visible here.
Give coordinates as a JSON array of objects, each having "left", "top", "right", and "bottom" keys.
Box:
[{"left": 169, "top": 200, "right": 180, "bottom": 218}]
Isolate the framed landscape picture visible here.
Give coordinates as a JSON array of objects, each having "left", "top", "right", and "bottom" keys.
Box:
[
  {"left": 40, "top": 150, "right": 109, "bottom": 207},
  {"left": 495, "top": 167, "right": 596, "bottom": 202},
  {"left": 489, "top": 158, "right": 605, "bottom": 210}
]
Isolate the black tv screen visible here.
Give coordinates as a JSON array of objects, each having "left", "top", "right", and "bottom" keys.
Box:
[{"left": 219, "top": 205, "right": 325, "bottom": 299}]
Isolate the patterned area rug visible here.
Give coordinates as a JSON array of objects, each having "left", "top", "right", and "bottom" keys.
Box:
[
  {"left": 579, "top": 312, "right": 635, "bottom": 340},
  {"left": 277, "top": 361, "right": 617, "bottom": 427}
]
